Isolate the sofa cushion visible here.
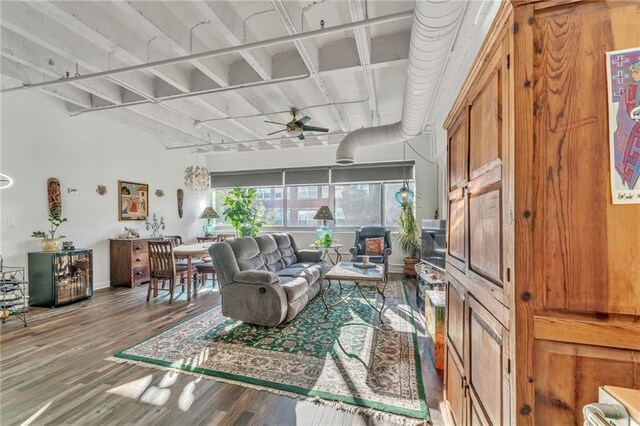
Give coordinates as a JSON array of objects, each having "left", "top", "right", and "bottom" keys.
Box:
[
  {"left": 276, "top": 267, "right": 305, "bottom": 277},
  {"left": 255, "top": 235, "right": 285, "bottom": 272},
  {"left": 272, "top": 233, "right": 297, "bottom": 266},
  {"left": 229, "top": 237, "right": 266, "bottom": 271},
  {"left": 278, "top": 276, "right": 309, "bottom": 302}
]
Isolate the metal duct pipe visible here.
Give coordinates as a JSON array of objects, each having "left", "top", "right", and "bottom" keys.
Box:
[{"left": 336, "top": 0, "right": 466, "bottom": 165}]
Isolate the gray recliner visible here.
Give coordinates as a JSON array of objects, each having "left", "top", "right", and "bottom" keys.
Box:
[{"left": 208, "top": 233, "right": 328, "bottom": 327}]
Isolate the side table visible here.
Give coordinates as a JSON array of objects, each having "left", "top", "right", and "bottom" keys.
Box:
[{"left": 310, "top": 243, "right": 343, "bottom": 265}]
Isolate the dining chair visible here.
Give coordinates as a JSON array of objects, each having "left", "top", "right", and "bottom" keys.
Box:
[
  {"left": 163, "top": 235, "right": 183, "bottom": 246},
  {"left": 195, "top": 261, "right": 217, "bottom": 291},
  {"left": 147, "top": 241, "right": 188, "bottom": 304},
  {"left": 216, "top": 233, "right": 236, "bottom": 242}
]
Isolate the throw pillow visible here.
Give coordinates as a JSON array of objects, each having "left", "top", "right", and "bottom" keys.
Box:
[{"left": 365, "top": 237, "right": 385, "bottom": 255}]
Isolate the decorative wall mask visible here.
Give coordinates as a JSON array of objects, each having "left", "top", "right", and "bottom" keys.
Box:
[
  {"left": 47, "top": 177, "right": 62, "bottom": 215},
  {"left": 96, "top": 185, "right": 107, "bottom": 195},
  {"left": 184, "top": 165, "right": 210, "bottom": 192},
  {"left": 177, "top": 189, "right": 184, "bottom": 218},
  {"left": 155, "top": 189, "right": 165, "bottom": 197}
]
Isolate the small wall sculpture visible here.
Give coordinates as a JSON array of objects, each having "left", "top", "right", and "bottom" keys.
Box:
[
  {"left": 47, "top": 177, "right": 62, "bottom": 215},
  {"left": 177, "top": 189, "right": 184, "bottom": 218},
  {"left": 155, "top": 189, "right": 165, "bottom": 197},
  {"left": 96, "top": 185, "right": 107, "bottom": 195}
]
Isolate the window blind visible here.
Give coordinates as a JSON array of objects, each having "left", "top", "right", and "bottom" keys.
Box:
[
  {"left": 210, "top": 170, "right": 283, "bottom": 188},
  {"left": 330, "top": 162, "right": 414, "bottom": 183},
  {"left": 284, "top": 168, "right": 330, "bottom": 185}
]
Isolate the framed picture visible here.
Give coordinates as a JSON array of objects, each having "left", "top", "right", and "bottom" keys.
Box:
[
  {"left": 118, "top": 181, "right": 149, "bottom": 221},
  {"left": 606, "top": 47, "right": 640, "bottom": 204}
]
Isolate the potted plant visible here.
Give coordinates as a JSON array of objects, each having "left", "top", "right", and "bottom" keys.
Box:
[
  {"left": 32, "top": 211, "right": 68, "bottom": 252},
  {"left": 396, "top": 202, "right": 421, "bottom": 277},
  {"left": 222, "top": 187, "right": 263, "bottom": 237},
  {"left": 314, "top": 233, "right": 333, "bottom": 248}
]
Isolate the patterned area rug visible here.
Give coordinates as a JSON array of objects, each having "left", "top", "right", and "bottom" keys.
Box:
[{"left": 111, "top": 281, "right": 428, "bottom": 423}]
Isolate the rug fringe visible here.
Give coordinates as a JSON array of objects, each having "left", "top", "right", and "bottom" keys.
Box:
[{"left": 106, "top": 356, "right": 430, "bottom": 425}]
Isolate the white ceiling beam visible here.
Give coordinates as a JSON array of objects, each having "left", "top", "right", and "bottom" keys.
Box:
[
  {"left": 0, "top": 27, "right": 123, "bottom": 105},
  {"left": 0, "top": 3, "right": 252, "bottom": 147},
  {"left": 32, "top": 1, "right": 192, "bottom": 92},
  {"left": 11, "top": 1, "right": 254, "bottom": 144},
  {"left": 1, "top": 59, "right": 92, "bottom": 108},
  {"left": 348, "top": 0, "right": 380, "bottom": 126},
  {"left": 107, "top": 2, "right": 295, "bottom": 148},
  {"left": 111, "top": 1, "right": 229, "bottom": 87},
  {"left": 271, "top": 0, "right": 349, "bottom": 132},
  {"left": 190, "top": 2, "right": 273, "bottom": 81}
]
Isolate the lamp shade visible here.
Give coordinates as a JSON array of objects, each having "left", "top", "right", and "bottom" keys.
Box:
[
  {"left": 199, "top": 207, "right": 220, "bottom": 219},
  {"left": 395, "top": 185, "right": 414, "bottom": 207},
  {"left": 313, "top": 206, "right": 334, "bottom": 221}
]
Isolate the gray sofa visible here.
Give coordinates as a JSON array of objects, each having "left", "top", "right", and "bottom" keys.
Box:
[{"left": 208, "top": 233, "right": 329, "bottom": 327}]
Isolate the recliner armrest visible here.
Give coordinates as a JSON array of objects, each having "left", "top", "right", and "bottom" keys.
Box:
[
  {"left": 296, "top": 249, "right": 322, "bottom": 263},
  {"left": 383, "top": 247, "right": 392, "bottom": 258},
  {"left": 349, "top": 247, "right": 358, "bottom": 257},
  {"left": 233, "top": 270, "right": 279, "bottom": 285}
]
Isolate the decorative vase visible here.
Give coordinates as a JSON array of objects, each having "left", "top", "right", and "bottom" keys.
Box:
[
  {"left": 403, "top": 257, "right": 419, "bottom": 278},
  {"left": 41, "top": 238, "right": 62, "bottom": 253}
]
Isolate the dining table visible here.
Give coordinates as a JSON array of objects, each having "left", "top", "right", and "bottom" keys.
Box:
[{"left": 173, "top": 242, "right": 214, "bottom": 300}]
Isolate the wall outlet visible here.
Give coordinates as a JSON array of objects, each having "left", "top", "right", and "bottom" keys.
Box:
[{"left": 7, "top": 218, "right": 16, "bottom": 228}]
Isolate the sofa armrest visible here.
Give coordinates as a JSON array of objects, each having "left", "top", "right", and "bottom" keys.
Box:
[
  {"left": 296, "top": 249, "right": 323, "bottom": 263},
  {"left": 233, "top": 270, "right": 279, "bottom": 285}
]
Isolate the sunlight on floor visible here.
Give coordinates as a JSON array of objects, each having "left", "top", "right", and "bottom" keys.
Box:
[
  {"left": 20, "top": 399, "right": 53, "bottom": 426},
  {"left": 106, "top": 370, "right": 202, "bottom": 411}
]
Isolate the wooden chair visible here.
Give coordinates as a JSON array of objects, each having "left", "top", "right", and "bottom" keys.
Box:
[
  {"left": 163, "top": 235, "right": 183, "bottom": 246},
  {"left": 195, "top": 262, "right": 217, "bottom": 291},
  {"left": 216, "top": 233, "right": 236, "bottom": 242},
  {"left": 147, "top": 241, "right": 188, "bottom": 304}
]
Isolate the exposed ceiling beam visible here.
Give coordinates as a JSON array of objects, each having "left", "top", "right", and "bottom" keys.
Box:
[
  {"left": 271, "top": 0, "right": 349, "bottom": 132},
  {"left": 1, "top": 5, "right": 412, "bottom": 93},
  {"left": 348, "top": 0, "right": 380, "bottom": 126}
]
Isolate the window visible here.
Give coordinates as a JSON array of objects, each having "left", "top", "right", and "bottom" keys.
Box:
[
  {"left": 334, "top": 183, "right": 382, "bottom": 226},
  {"left": 297, "top": 186, "right": 318, "bottom": 199},
  {"left": 286, "top": 185, "right": 328, "bottom": 227},
  {"left": 212, "top": 186, "right": 284, "bottom": 226}
]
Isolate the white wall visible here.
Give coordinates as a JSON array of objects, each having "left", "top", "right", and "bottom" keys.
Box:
[
  {"left": 0, "top": 90, "right": 205, "bottom": 289},
  {"left": 205, "top": 134, "right": 439, "bottom": 272}
]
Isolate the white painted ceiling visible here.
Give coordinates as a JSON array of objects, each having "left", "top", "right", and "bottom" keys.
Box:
[{"left": 0, "top": 0, "right": 496, "bottom": 154}]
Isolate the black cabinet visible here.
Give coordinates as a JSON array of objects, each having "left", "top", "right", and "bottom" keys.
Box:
[{"left": 28, "top": 249, "right": 93, "bottom": 307}]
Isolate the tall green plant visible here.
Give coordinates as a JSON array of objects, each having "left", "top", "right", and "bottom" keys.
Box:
[
  {"left": 31, "top": 211, "right": 68, "bottom": 240},
  {"left": 396, "top": 202, "right": 420, "bottom": 259},
  {"left": 222, "top": 187, "right": 263, "bottom": 237}
]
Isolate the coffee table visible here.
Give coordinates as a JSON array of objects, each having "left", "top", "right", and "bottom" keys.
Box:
[{"left": 322, "top": 261, "right": 387, "bottom": 324}]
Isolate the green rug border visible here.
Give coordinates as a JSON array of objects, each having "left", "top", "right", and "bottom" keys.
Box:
[{"left": 113, "top": 282, "right": 429, "bottom": 420}]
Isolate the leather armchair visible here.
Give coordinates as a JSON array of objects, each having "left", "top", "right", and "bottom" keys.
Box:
[{"left": 349, "top": 226, "right": 392, "bottom": 276}]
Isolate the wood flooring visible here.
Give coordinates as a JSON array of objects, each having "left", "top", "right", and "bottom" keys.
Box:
[{"left": 0, "top": 276, "right": 444, "bottom": 425}]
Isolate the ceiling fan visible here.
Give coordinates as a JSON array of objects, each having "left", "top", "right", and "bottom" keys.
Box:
[{"left": 264, "top": 107, "right": 329, "bottom": 140}]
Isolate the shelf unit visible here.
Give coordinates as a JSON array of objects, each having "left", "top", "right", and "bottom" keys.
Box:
[{"left": 0, "top": 264, "right": 28, "bottom": 327}]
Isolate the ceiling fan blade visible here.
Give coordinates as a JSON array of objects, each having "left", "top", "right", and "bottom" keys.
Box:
[
  {"left": 297, "top": 133, "right": 305, "bottom": 141},
  {"left": 264, "top": 120, "right": 287, "bottom": 126},
  {"left": 267, "top": 129, "right": 287, "bottom": 136},
  {"left": 296, "top": 116, "right": 311, "bottom": 125},
  {"left": 302, "top": 125, "right": 329, "bottom": 133}
]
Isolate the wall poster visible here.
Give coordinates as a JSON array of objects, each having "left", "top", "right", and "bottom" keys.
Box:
[
  {"left": 119, "top": 181, "right": 148, "bottom": 221},
  {"left": 606, "top": 47, "right": 640, "bottom": 204}
]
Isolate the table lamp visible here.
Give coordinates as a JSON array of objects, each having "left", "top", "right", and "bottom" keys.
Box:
[
  {"left": 313, "top": 206, "right": 334, "bottom": 238},
  {"left": 199, "top": 207, "right": 219, "bottom": 237}
]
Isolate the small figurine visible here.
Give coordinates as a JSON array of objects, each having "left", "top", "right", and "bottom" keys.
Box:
[{"left": 118, "top": 227, "right": 140, "bottom": 239}]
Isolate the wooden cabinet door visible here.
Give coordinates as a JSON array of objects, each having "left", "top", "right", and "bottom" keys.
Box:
[
  {"left": 447, "top": 186, "right": 467, "bottom": 272},
  {"left": 449, "top": 110, "right": 468, "bottom": 191},
  {"left": 466, "top": 36, "right": 510, "bottom": 305},
  {"left": 446, "top": 347, "right": 466, "bottom": 426},
  {"left": 447, "top": 277, "right": 466, "bottom": 363},
  {"left": 466, "top": 296, "right": 510, "bottom": 426}
]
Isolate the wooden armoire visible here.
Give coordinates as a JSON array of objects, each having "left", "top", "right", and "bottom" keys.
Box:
[{"left": 443, "top": 1, "right": 640, "bottom": 425}]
